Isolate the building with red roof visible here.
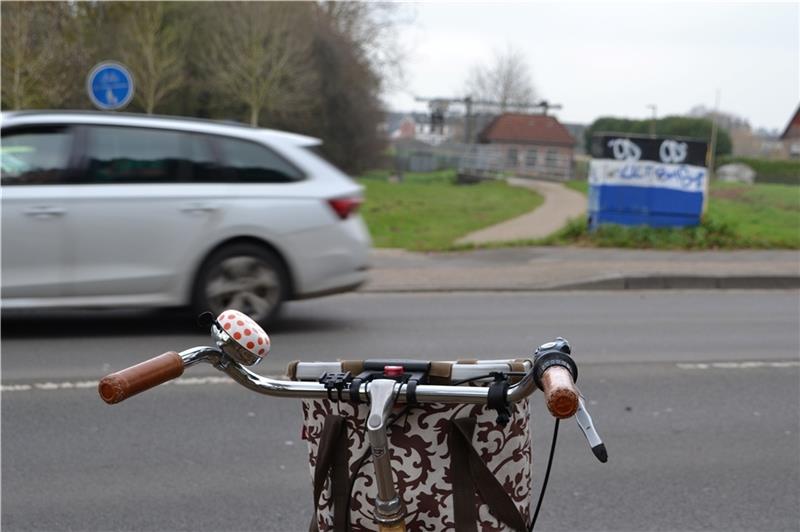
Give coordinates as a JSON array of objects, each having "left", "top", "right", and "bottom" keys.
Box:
[
  {"left": 478, "top": 113, "right": 576, "bottom": 179},
  {"left": 779, "top": 104, "right": 800, "bottom": 159}
]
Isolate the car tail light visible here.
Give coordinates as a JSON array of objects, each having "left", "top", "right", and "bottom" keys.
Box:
[{"left": 327, "top": 196, "right": 363, "bottom": 220}]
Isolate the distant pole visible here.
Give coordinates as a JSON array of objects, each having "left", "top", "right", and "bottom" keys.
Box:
[
  {"left": 704, "top": 90, "right": 721, "bottom": 216},
  {"left": 464, "top": 96, "right": 473, "bottom": 143},
  {"left": 646, "top": 104, "right": 657, "bottom": 137},
  {"left": 708, "top": 90, "right": 721, "bottom": 177}
]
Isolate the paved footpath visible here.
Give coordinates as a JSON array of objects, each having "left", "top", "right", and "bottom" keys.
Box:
[
  {"left": 363, "top": 247, "right": 800, "bottom": 292},
  {"left": 456, "top": 178, "right": 587, "bottom": 245}
]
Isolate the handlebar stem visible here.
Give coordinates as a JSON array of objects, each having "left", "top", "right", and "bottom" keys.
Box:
[{"left": 367, "top": 379, "right": 406, "bottom": 525}]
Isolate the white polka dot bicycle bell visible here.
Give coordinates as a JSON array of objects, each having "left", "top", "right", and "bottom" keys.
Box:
[{"left": 212, "top": 309, "right": 270, "bottom": 366}]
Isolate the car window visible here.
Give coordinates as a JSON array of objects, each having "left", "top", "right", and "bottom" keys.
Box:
[
  {"left": 302, "top": 145, "right": 357, "bottom": 183},
  {"left": 217, "top": 136, "right": 303, "bottom": 183},
  {"left": 187, "top": 133, "right": 226, "bottom": 182},
  {"left": 1, "top": 126, "right": 73, "bottom": 185},
  {"left": 82, "top": 125, "right": 187, "bottom": 183}
]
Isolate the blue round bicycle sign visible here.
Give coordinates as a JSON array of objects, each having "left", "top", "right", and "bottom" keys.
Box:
[{"left": 86, "top": 62, "right": 134, "bottom": 110}]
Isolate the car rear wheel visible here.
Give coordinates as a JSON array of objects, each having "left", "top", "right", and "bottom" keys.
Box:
[{"left": 193, "top": 243, "right": 288, "bottom": 326}]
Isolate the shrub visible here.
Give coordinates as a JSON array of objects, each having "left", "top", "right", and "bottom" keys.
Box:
[
  {"left": 544, "top": 216, "right": 772, "bottom": 249},
  {"left": 716, "top": 157, "right": 800, "bottom": 185}
]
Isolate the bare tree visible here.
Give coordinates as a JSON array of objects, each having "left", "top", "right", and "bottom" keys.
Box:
[
  {"left": 321, "top": 1, "right": 412, "bottom": 91},
  {"left": 465, "top": 45, "right": 536, "bottom": 111},
  {"left": 204, "top": 2, "right": 314, "bottom": 126},
  {"left": 282, "top": 5, "right": 387, "bottom": 172},
  {"left": 120, "top": 2, "right": 187, "bottom": 114},
  {"left": 1, "top": 2, "right": 69, "bottom": 109}
]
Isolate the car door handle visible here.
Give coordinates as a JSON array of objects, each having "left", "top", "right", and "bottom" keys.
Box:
[
  {"left": 24, "top": 207, "right": 66, "bottom": 219},
  {"left": 180, "top": 204, "right": 219, "bottom": 215}
]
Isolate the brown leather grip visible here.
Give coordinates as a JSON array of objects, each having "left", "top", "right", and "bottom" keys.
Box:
[
  {"left": 98, "top": 351, "right": 184, "bottom": 404},
  {"left": 541, "top": 365, "right": 579, "bottom": 419}
]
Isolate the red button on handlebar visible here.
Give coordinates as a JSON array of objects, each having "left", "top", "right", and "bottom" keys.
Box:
[{"left": 384, "top": 365, "right": 404, "bottom": 377}]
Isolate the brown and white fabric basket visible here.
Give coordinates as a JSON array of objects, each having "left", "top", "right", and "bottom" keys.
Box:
[{"left": 288, "top": 359, "right": 534, "bottom": 532}]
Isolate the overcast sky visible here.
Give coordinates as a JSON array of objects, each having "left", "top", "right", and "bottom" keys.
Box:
[{"left": 383, "top": 1, "right": 799, "bottom": 132}]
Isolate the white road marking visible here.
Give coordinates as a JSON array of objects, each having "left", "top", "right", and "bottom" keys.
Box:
[
  {"left": 2, "top": 384, "right": 33, "bottom": 392},
  {"left": 3, "top": 361, "right": 798, "bottom": 394},
  {"left": 172, "top": 376, "right": 233, "bottom": 386},
  {"left": 676, "top": 361, "right": 800, "bottom": 370},
  {"left": 0, "top": 375, "right": 237, "bottom": 394}
]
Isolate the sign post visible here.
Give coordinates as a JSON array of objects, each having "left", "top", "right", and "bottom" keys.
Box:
[{"left": 86, "top": 62, "right": 134, "bottom": 111}]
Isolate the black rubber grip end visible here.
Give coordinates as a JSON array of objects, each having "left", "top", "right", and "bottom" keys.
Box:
[
  {"left": 592, "top": 443, "right": 608, "bottom": 463},
  {"left": 532, "top": 351, "right": 578, "bottom": 391}
]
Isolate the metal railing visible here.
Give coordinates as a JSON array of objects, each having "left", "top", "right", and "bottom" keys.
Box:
[{"left": 393, "top": 142, "right": 575, "bottom": 180}]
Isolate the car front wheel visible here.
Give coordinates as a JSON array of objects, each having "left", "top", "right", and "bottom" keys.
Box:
[{"left": 193, "top": 244, "right": 288, "bottom": 326}]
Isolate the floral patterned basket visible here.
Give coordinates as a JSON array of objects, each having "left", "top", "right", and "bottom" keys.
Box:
[{"left": 290, "top": 360, "right": 534, "bottom": 532}]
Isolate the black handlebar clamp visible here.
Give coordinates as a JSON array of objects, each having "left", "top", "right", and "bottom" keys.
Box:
[
  {"left": 532, "top": 337, "right": 578, "bottom": 391},
  {"left": 346, "top": 360, "right": 431, "bottom": 405},
  {"left": 320, "top": 371, "right": 353, "bottom": 402},
  {"left": 487, "top": 372, "right": 512, "bottom": 426}
]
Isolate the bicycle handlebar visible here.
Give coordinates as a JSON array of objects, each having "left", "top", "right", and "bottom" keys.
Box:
[
  {"left": 98, "top": 345, "right": 580, "bottom": 418},
  {"left": 96, "top": 311, "right": 604, "bottom": 531},
  {"left": 98, "top": 351, "right": 184, "bottom": 404}
]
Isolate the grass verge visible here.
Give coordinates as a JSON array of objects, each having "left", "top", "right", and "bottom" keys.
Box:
[{"left": 358, "top": 170, "right": 543, "bottom": 251}]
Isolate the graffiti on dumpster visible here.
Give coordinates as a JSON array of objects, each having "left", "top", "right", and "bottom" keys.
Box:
[{"left": 588, "top": 134, "right": 710, "bottom": 227}]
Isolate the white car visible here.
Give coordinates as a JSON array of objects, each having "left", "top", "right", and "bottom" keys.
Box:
[{"left": 1, "top": 111, "right": 371, "bottom": 324}]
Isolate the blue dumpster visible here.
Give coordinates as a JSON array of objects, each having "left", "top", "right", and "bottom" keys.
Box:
[{"left": 588, "top": 134, "right": 709, "bottom": 229}]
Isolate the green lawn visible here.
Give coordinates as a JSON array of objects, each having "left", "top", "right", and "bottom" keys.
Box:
[
  {"left": 564, "top": 179, "right": 589, "bottom": 195},
  {"left": 358, "top": 170, "right": 543, "bottom": 251},
  {"left": 707, "top": 182, "right": 800, "bottom": 247},
  {"left": 551, "top": 180, "right": 800, "bottom": 249},
  {"left": 356, "top": 171, "right": 798, "bottom": 251}
]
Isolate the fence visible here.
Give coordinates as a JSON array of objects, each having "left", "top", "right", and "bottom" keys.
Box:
[{"left": 393, "top": 142, "right": 574, "bottom": 181}]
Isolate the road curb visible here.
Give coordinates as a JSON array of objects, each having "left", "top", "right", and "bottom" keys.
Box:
[
  {"left": 359, "top": 275, "right": 800, "bottom": 293},
  {"left": 558, "top": 275, "right": 800, "bottom": 290}
]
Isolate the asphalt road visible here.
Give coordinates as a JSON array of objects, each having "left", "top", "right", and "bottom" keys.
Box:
[{"left": 2, "top": 291, "right": 799, "bottom": 531}]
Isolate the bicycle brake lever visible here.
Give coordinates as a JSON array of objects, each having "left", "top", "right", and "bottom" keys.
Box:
[{"left": 575, "top": 396, "right": 607, "bottom": 463}]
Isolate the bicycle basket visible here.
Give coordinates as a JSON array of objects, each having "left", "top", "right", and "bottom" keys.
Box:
[{"left": 288, "top": 359, "right": 534, "bottom": 532}]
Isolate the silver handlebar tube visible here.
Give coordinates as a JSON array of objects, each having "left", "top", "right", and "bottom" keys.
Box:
[
  {"left": 178, "top": 347, "right": 539, "bottom": 405},
  {"left": 506, "top": 369, "right": 538, "bottom": 403}
]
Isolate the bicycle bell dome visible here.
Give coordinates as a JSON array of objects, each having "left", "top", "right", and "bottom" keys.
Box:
[{"left": 212, "top": 309, "right": 270, "bottom": 366}]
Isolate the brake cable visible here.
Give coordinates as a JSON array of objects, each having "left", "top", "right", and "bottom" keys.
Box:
[{"left": 529, "top": 418, "right": 560, "bottom": 531}]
